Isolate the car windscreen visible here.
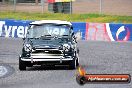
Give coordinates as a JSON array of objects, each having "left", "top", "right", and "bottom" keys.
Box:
[{"left": 26, "top": 24, "right": 70, "bottom": 38}]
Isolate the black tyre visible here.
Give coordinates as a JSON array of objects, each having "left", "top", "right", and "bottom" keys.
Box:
[
  {"left": 76, "top": 52, "right": 79, "bottom": 66},
  {"left": 76, "top": 58, "right": 79, "bottom": 67},
  {"left": 19, "top": 57, "right": 26, "bottom": 70},
  {"left": 26, "top": 62, "right": 33, "bottom": 67},
  {"left": 74, "top": 50, "right": 79, "bottom": 67},
  {"left": 69, "top": 59, "right": 76, "bottom": 69}
]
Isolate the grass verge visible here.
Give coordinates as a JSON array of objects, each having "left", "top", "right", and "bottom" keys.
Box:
[{"left": 0, "top": 12, "right": 132, "bottom": 23}]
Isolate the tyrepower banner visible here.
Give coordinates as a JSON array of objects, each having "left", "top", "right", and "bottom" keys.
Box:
[
  {"left": 0, "top": 20, "right": 32, "bottom": 38},
  {"left": 72, "top": 22, "right": 86, "bottom": 40},
  {"left": 106, "top": 23, "right": 132, "bottom": 41},
  {"left": 85, "top": 23, "right": 132, "bottom": 41},
  {"left": 0, "top": 19, "right": 132, "bottom": 41}
]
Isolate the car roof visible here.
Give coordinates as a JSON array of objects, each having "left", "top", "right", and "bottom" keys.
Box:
[{"left": 30, "top": 20, "right": 72, "bottom": 25}]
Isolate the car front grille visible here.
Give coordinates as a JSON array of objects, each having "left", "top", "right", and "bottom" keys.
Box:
[{"left": 32, "top": 49, "right": 63, "bottom": 56}]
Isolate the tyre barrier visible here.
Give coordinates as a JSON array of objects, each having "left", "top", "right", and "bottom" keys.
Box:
[{"left": 0, "top": 19, "right": 132, "bottom": 41}]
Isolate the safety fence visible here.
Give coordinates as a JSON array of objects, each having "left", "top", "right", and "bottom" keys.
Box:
[
  {"left": 0, "top": 0, "right": 132, "bottom": 16},
  {"left": 0, "top": 19, "right": 132, "bottom": 41}
]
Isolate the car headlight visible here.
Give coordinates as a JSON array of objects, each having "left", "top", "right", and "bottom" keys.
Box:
[
  {"left": 63, "top": 44, "right": 70, "bottom": 52},
  {"left": 24, "top": 44, "right": 32, "bottom": 52}
]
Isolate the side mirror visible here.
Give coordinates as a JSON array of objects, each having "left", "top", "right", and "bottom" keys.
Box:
[
  {"left": 22, "top": 33, "right": 26, "bottom": 40},
  {"left": 22, "top": 37, "right": 25, "bottom": 40},
  {"left": 74, "top": 30, "right": 82, "bottom": 41}
]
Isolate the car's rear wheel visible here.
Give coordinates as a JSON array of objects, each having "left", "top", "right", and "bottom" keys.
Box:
[{"left": 19, "top": 57, "right": 26, "bottom": 71}]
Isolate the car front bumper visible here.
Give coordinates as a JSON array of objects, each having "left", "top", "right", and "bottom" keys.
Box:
[{"left": 20, "top": 55, "right": 74, "bottom": 63}]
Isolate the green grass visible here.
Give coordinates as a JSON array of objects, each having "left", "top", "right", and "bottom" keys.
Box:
[{"left": 0, "top": 12, "right": 132, "bottom": 23}]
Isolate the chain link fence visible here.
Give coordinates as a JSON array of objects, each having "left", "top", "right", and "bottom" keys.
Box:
[
  {"left": 0, "top": 0, "right": 47, "bottom": 13},
  {"left": 73, "top": 0, "right": 132, "bottom": 16},
  {"left": 0, "top": 0, "right": 132, "bottom": 16}
]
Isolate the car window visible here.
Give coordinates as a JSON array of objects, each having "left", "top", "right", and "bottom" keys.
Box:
[{"left": 27, "top": 24, "right": 70, "bottom": 38}]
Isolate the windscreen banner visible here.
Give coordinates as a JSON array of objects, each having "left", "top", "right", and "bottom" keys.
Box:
[{"left": 0, "top": 19, "right": 132, "bottom": 41}]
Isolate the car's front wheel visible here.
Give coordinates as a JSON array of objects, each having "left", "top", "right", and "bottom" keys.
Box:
[
  {"left": 76, "top": 58, "right": 79, "bottom": 67},
  {"left": 19, "top": 57, "right": 26, "bottom": 70},
  {"left": 76, "top": 53, "right": 79, "bottom": 66},
  {"left": 69, "top": 59, "right": 76, "bottom": 69}
]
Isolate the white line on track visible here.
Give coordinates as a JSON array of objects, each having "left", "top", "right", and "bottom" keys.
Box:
[{"left": 0, "top": 66, "right": 8, "bottom": 77}]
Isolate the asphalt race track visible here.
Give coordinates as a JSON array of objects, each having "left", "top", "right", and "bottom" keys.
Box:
[{"left": 0, "top": 38, "right": 132, "bottom": 88}]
